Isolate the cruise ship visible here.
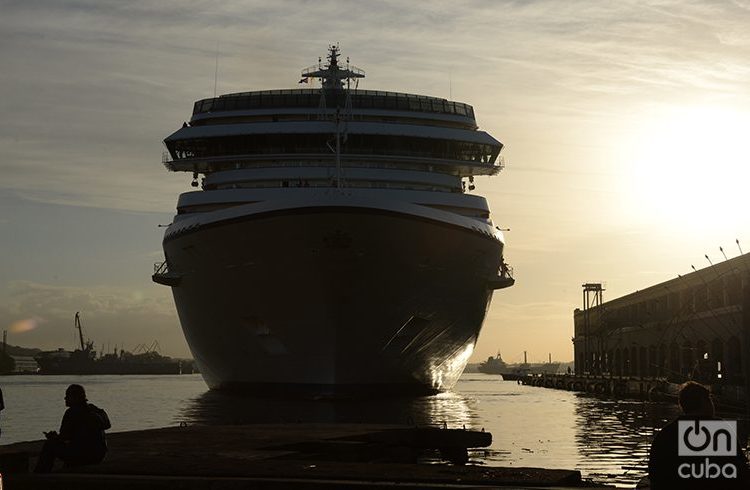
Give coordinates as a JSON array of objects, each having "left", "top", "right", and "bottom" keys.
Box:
[{"left": 153, "top": 46, "right": 514, "bottom": 395}]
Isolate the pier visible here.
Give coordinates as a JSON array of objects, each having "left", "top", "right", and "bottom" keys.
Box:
[
  {"left": 520, "top": 373, "right": 750, "bottom": 415},
  {"left": 0, "top": 423, "right": 607, "bottom": 489},
  {"left": 520, "top": 373, "right": 672, "bottom": 400},
  {"left": 568, "top": 254, "right": 750, "bottom": 412}
]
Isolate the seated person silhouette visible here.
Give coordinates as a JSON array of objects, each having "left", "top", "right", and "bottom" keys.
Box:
[
  {"left": 34, "top": 384, "right": 111, "bottom": 473},
  {"left": 648, "top": 381, "right": 749, "bottom": 489}
]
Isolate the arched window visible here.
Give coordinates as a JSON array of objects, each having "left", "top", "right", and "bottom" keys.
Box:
[
  {"left": 669, "top": 342, "right": 680, "bottom": 379},
  {"left": 696, "top": 340, "right": 708, "bottom": 361},
  {"left": 649, "top": 345, "right": 658, "bottom": 377},
  {"left": 682, "top": 341, "right": 694, "bottom": 378},
  {"left": 712, "top": 338, "right": 724, "bottom": 378},
  {"left": 605, "top": 350, "right": 612, "bottom": 374},
  {"left": 623, "top": 348, "right": 631, "bottom": 376},
  {"left": 727, "top": 336, "right": 742, "bottom": 381},
  {"left": 614, "top": 348, "right": 621, "bottom": 376},
  {"left": 658, "top": 344, "right": 667, "bottom": 377}
]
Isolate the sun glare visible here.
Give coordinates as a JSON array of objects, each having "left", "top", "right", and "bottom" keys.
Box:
[
  {"left": 8, "top": 317, "right": 43, "bottom": 333},
  {"left": 623, "top": 105, "right": 750, "bottom": 231}
]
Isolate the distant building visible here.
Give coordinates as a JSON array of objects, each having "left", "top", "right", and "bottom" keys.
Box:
[
  {"left": 10, "top": 355, "right": 39, "bottom": 374},
  {"left": 573, "top": 253, "right": 750, "bottom": 386}
]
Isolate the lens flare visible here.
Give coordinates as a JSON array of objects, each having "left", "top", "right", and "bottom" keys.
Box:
[{"left": 8, "top": 317, "right": 44, "bottom": 333}]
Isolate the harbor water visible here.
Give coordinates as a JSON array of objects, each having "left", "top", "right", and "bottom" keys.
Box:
[{"left": 0, "top": 372, "right": 696, "bottom": 487}]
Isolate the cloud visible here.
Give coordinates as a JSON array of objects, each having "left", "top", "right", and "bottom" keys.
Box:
[
  {"left": 488, "top": 300, "right": 574, "bottom": 323},
  {"left": 2, "top": 0, "right": 750, "bottom": 213},
  {"left": 4, "top": 280, "right": 169, "bottom": 316},
  {"left": 1, "top": 280, "right": 188, "bottom": 356},
  {"left": 3, "top": 0, "right": 750, "bottom": 363}
]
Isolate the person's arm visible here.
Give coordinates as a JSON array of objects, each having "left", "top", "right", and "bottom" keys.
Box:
[{"left": 58, "top": 409, "right": 74, "bottom": 441}]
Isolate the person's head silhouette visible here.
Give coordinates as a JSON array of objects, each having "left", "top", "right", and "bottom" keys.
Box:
[
  {"left": 678, "top": 381, "right": 714, "bottom": 417},
  {"left": 65, "top": 384, "right": 87, "bottom": 407}
]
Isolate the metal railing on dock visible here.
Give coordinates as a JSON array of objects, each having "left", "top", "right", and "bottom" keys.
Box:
[{"left": 520, "top": 373, "right": 674, "bottom": 401}]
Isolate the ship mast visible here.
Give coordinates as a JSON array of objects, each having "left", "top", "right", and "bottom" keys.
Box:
[
  {"left": 300, "top": 44, "right": 364, "bottom": 90},
  {"left": 301, "top": 45, "right": 365, "bottom": 188}
]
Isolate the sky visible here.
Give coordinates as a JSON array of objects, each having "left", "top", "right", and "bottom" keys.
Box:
[{"left": 1, "top": 0, "right": 749, "bottom": 363}]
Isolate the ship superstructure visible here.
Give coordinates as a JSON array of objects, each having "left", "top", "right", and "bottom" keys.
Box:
[{"left": 154, "top": 46, "right": 514, "bottom": 395}]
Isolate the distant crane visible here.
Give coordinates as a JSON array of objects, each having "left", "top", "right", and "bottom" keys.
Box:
[
  {"left": 74, "top": 312, "right": 94, "bottom": 354},
  {"left": 75, "top": 312, "right": 85, "bottom": 351}
]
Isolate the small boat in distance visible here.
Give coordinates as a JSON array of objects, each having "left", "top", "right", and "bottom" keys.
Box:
[
  {"left": 477, "top": 352, "right": 508, "bottom": 375},
  {"left": 478, "top": 351, "right": 561, "bottom": 380},
  {"left": 34, "top": 313, "right": 192, "bottom": 375}
]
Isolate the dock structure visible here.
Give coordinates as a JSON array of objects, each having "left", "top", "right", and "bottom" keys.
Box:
[
  {"left": 0, "top": 423, "right": 603, "bottom": 489},
  {"left": 571, "top": 252, "right": 750, "bottom": 408},
  {"left": 520, "top": 373, "right": 673, "bottom": 401}
]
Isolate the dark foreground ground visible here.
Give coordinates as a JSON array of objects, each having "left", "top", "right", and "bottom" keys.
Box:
[{"left": 0, "top": 423, "right": 613, "bottom": 489}]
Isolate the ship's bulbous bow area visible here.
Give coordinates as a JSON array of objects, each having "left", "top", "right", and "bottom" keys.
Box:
[{"left": 165, "top": 206, "right": 501, "bottom": 395}]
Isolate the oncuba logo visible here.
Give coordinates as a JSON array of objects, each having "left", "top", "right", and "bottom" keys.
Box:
[{"left": 677, "top": 420, "right": 738, "bottom": 479}]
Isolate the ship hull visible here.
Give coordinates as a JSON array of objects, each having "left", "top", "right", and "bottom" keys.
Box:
[{"left": 164, "top": 202, "right": 502, "bottom": 395}]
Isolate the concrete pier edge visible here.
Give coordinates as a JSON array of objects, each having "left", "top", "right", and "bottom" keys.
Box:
[{"left": 0, "top": 423, "right": 610, "bottom": 489}]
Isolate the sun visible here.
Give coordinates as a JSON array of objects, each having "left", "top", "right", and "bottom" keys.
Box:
[{"left": 621, "top": 105, "right": 750, "bottom": 231}]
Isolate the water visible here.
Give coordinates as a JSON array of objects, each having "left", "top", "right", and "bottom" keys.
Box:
[{"left": 0, "top": 373, "right": 693, "bottom": 487}]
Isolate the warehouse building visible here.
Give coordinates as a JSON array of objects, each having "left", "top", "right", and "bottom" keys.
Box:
[{"left": 573, "top": 253, "right": 750, "bottom": 387}]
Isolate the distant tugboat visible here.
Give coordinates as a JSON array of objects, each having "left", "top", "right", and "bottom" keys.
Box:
[
  {"left": 478, "top": 351, "right": 561, "bottom": 380},
  {"left": 34, "top": 312, "right": 190, "bottom": 375}
]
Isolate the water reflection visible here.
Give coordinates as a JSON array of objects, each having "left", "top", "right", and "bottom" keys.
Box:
[
  {"left": 177, "top": 390, "right": 476, "bottom": 428},
  {"left": 572, "top": 394, "right": 749, "bottom": 487},
  {"left": 175, "top": 379, "right": 659, "bottom": 486},
  {"left": 172, "top": 375, "right": 742, "bottom": 488},
  {"left": 3, "top": 373, "right": 744, "bottom": 487},
  {"left": 573, "top": 396, "right": 679, "bottom": 487}
]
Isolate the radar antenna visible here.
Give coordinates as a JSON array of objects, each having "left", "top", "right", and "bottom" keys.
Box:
[
  {"left": 302, "top": 45, "right": 365, "bottom": 189},
  {"left": 301, "top": 44, "right": 365, "bottom": 90}
]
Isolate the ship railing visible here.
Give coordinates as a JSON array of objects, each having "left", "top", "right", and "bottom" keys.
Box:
[
  {"left": 300, "top": 64, "right": 365, "bottom": 78},
  {"left": 163, "top": 150, "right": 500, "bottom": 165},
  {"left": 162, "top": 152, "right": 502, "bottom": 174},
  {"left": 152, "top": 261, "right": 181, "bottom": 287},
  {"left": 191, "top": 89, "right": 475, "bottom": 118},
  {"left": 499, "top": 263, "right": 514, "bottom": 280},
  {"left": 488, "top": 262, "right": 515, "bottom": 290},
  {"left": 154, "top": 261, "right": 168, "bottom": 274}
]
